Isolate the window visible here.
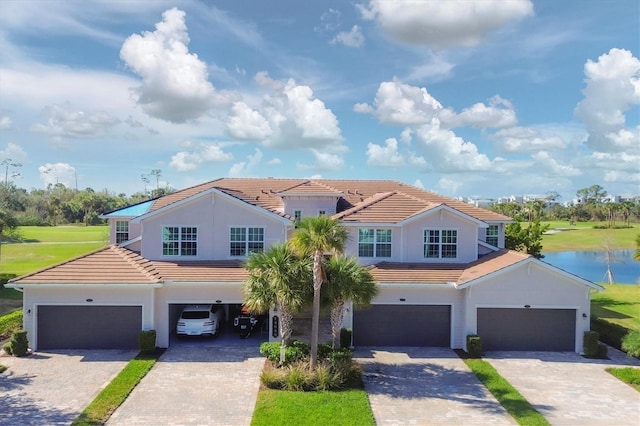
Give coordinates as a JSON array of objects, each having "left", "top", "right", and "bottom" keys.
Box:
[
  {"left": 486, "top": 225, "right": 499, "bottom": 247},
  {"left": 318, "top": 210, "right": 326, "bottom": 216},
  {"left": 358, "top": 229, "right": 392, "bottom": 258},
  {"left": 115, "top": 221, "right": 129, "bottom": 244},
  {"left": 162, "top": 226, "right": 197, "bottom": 256},
  {"left": 230, "top": 227, "right": 264, "bottom": 256},
  {"left": 293, "top": 210, "right": 302, "bottom": 227},
  {"left": 424, "top": 229, "right": 457, "bottom": 259}
]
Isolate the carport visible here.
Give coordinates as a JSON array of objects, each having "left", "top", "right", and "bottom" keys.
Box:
[
  {"left": 37, "top": 305, "right": 142, "bottom": 349},
  {"left": 353, "top": 304, "right": 451, "bottom": 346}
]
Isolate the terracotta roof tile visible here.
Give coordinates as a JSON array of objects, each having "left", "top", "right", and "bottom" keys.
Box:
[
  {"left": 335, "top": 191, "right": 441, "bottom": 223},
  {"left": 150, "top": 260, "right": 248, "bottom": 282},
  {"left": 457, "top": 250, "right": 530, "bottom": 285},
  {"left": 11, "top": 245, "right": 162, "bottom": 284}
]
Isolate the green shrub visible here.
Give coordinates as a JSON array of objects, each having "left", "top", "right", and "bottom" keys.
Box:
[
  {"left": 7, "top": 330, "right": 29, "bottom": 357},
  {"left": 3, "top": 342, "right": 13, "bottom": 355},
  {"left": 0, "top": 310, "right": 23, "bottom": 341},
  {"left": 260, "top": 363, "right": 285, "bottom": 389},
  {"left": 597, "top": 343, "right": 608, "bottom": 359},
  {"left": 314, "top": 363, "right": 341, "bottom": 391},
  {"left": 467, "top": 334, "right": 482, "bottom": 358},
  {"left": 0, "top": 364, "right": 6, "bottom": 374},
  {"left": 138, "top": 330, "right": 156, "bottom": 354},
  {"left": 340, "top": 327, "right": 352, "bottom": 349},
  {"left": 259, "top": 340, "right": 310, "bottom": 365},
  {"left": 591, "top": 316, "right": 629, "bottom": 350},
  {"left": 622, "top": 330, "right": 640, "bottom": 358},
  {"left": 317, "top": 342, "right": 333, "bottom": 360},
  {"left": 284, "top": 363, "right": 314, "bottom": 391},
  {"left": 583, "top": 330, "right": 599, "bottom": 358}
]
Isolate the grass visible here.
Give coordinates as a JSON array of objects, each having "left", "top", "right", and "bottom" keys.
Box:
[
  {"left": 0, "top": 309, "right": 23, "bottom": 340},
  {"left": 0, "top": 287, "right": 22, "bottom": 300},
  {"left": 1, "top": 242, "right": 107, "bottom": 277},
  {"left": 591, "top": 284, "right": 640, "bottom": 332},
  {"left": 9, "top": 225, "right": 109, "bottom": 243},
  {"left": 251, "top": 389, "right": 375, "bottom": 426},
  {"left": 541, "top": 221, "right": 637, "bottom": 252},
  {"left": 0, "top": 364, "right": 6, "bottom": 374},
  {"left": 457, "top": 351, "right": 549, "bottom": 426},
  {"left": 606, "top": 367, "right": 640, "bottom": 392},
  {"left": 72, "top": 351, "right": 161, "bottom": 426}
]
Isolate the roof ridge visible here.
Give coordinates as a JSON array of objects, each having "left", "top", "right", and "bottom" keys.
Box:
[{"left": 112, "top": 246, "right": 163, "bottom": 282}]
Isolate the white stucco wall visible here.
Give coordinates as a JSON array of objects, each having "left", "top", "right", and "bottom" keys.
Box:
[
  {"left": 463, "top": 261, "right": 593, "bottom": 352},
  {"left": 139, "top": 193, "right": 287, "bottom": 261},
  {"left": 20, "top": 285, "right": 155, "bottom": 350}
]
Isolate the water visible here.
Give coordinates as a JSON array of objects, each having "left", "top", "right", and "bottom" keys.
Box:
[{"left": 542, "top": 249, "right": 640, "bottom": 285}]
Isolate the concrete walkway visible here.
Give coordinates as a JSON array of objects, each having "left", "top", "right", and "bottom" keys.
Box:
[
  {"left": 485, "top": 348, "right": 640, "bottom": 426},
  {"left": 107, "top": 346, "right": 265, "bottom": 426},
  {"left": 355, "top": 347, "right": 516, "bottom": 425},
  {"left": 0, "top": 349, "right": 136, "bottom": 425}
]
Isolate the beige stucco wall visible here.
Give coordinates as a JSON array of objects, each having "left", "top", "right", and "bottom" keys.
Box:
[
  {"left": 21, "top": 285, "right": 155, "bottom": 350},
  {"left": 463, "top": 261, "right": 593, "bottom": 352}
]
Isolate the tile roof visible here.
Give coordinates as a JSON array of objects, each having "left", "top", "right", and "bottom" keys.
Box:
[
  {"left": 132, "top": 178, "right": 511, "bottom": 223},
  {"left": 368, "top": 250, "right": 531, "bottom": 285},
  {"left": 12, "top": 245, "right": 162, "bottom": 284},
  {"left": 150, "top": 260, "right": 248, "bottom": 282}
]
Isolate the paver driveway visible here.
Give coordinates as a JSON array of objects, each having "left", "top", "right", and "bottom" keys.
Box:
[
  {"left": 0, "top": 349, "right": 136, "bottom": 425},
  {"left": 107, "top": 345, "right": 265, "bottom": 426},
  {"left": 485, "top": 349, "right": 640, "bottom": 426},
  {"left": 355, "top": 347, "right": 515, "bottom": 425}
]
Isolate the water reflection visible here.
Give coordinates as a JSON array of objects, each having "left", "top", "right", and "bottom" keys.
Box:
[{"left": 542, "top": 249, "right": 639, "bottom": 285}]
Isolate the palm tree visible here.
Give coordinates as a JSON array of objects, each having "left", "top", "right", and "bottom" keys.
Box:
[
  {"left": 290, "top": 215, "right": 348, "bottom": 367},
  {"left": 323, "top": 256, "right": 378, "bottom": 349},
  {"left": 243, "top": 244, "right": 312, "bottom": 356}
]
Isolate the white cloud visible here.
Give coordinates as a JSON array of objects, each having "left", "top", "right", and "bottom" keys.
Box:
[
  {"left": 355, "top": 79, "right": 443, "bottom": 125},
  {"left": 226, "top": 102, "right": 272, "bottom": 140},
  {"left": 531, "top": 151, "right": 581, "bottom": 177},
  {"left": 583, "top": 151, "right": 640, "bottom": 182},
  {"left": 413, "top": 118, "right": 493, "bottom": 172},
  {"left": 120, "top": 8, "right": 218, "bottom": 123},
  {"left": 491, "top": 126, "right": 566, "bottom": 153},
  {"left": 266, "top": 157, "right": 281, "bottom": 166},
  {"left": 297, "top": 150, "right": 344, "bottom": 172},
  {"left": 0, "top": 143, "right": 28, "bottom": 164},
  {"left": 0, "top": 116, "right": 13, "bottom": 130},
  {"left": 413, "top": 179, "right": 424, "bottom": 189},
  {"left": 436, "top": 177, "right": 462, "bottom": 195},
  {"left": 169, "top": 142, "right": 233, "bottom": 172},
  {"left": 331, "top": 25, "right": 364, "bottom": 48},
  {"left": 31, "top": 104, "right": 120, "bottom": 140},
  {"left": 38, "top": 162, "right": 76, "bottom": 187},
  {"left": 316, "top": 8, "right": 342, "bottom": 33},
  {"left": 439, "top": 96, "right": 517, "bottom": 129},
  {"left": 360, "top": 0, "right": 533, "bottom": 48},
  {"left": 574, "top": 48, "right": 640, "bottom": 152},
  {"left": 366, "top": 138, "right": 426, "bottom": 167},
  {"left": 229, "top": 148, "right": 263, "bottom": 177}
]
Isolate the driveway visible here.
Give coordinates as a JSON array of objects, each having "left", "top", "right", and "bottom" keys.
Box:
[
  {"left": 484, "top": 347, "right": 640, "bottom": 425},
  {"left": 107, "top": 345, "right": 265, "bottom": 426},
  {"left": 0, "top": 349, "right": 136, "bottom": 425},
  {"left": 355, "top": 347, "right": 515, "bottom": 425}
]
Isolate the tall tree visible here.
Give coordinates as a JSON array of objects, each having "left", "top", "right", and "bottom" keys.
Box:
[
  {"left": 243, "top": 244, "right": 312, "bottom": 356},
  {"left": 0, "top": 209, "right": 18, "bottom": 265},
  {"left": 323, "top": 256, "right": 377, "bottom": 349},
  {"left": 505, "top": 218, "right": 549, "bottom": 259},
  {"left": 290, "top": 215, "right": 348, "bottom": 368}
]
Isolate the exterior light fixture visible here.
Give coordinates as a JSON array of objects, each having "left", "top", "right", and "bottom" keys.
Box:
[
  {"left": 399, "top": 298, "right": 406, "bottom": 302},
  {"left": 524, "top": 304, "right": 530, "bottom": 308},
  {"left": 86, "top": 298, "right": 93, "bottom": 302}
]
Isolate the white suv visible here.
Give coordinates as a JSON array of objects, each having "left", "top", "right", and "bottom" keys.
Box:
[{"left": 176, "top": 305, "right": 224, "bottom": 337}]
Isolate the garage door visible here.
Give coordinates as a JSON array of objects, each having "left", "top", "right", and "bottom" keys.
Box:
[
  {"left": 37, "top": 305, "right": 142, "bottom": 350},
  {"left": 353, "top": 305, "right": 450, "bottom": 347},
  {"left": 477, "top": 308, "right": 575, "bottom": 351}
]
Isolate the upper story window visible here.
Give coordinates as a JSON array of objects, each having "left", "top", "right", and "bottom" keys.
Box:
[
  {"left": 293, "top": 210, "right": 302, "bottom": 227},
  {"left": 230, "top": 227, "right": 264, "bottom": 256},
  {"left": 486, "top": 225, "right": 499, "bottom": 247},
  {"left": 358, "top": 229, "right": 392, "bottom": 258},
  {"left": 115, "top": 220, "right": 129, "bottom": 244},
  {"left": 318, "top": 210, "right": 326, "bottom": 216},
  {"left": 162, "top": 226, "right": 197, "bottom": 256},
  {"left": 424, "top": 229, "right": 457, "bottom": 259}
]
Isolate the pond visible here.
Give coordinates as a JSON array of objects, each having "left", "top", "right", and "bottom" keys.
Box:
[{"left": 542, "top": 249, "right": 640, "bottom": 285}]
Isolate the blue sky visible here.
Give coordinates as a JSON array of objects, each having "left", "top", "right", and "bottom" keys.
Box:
[{"left": 0, "top": 0, "right": 638, "bottom": 201}]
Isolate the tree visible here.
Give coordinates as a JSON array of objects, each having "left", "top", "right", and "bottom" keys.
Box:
[
  {"left": 323, "top": 256, "right": 377, "bottom": 349},
  {"left": 290, "top": 215, "right": 348, "bottom": 368},
  {"left": 576, "top": 184, "right": 607, "bottom": 204},
  {"left": 505, "top": 218, "right": 549, "bottom": 259},
  {"left": 0, "top": 209, "right": 18, "bottom": 265},
  {"left": 635, "top": 234, "right": 640, "bottom": 262},
  {"left": 243, "top": 244, "right": 312, "bottom": 358}
]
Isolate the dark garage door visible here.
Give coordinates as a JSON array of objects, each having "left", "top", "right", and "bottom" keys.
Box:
[
  {"left": 354, "top": 305, "right": 450, "bottom": 347},
  {"left": 477, "top": 308, "right": 575, "bottom": 351},
  {"left": 38, "top": 305, "right": 142, "bottom": 350}
]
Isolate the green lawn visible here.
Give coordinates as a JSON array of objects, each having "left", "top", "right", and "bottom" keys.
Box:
[
  {"left": 251, "top": 389, "right": 375, "bottom": 426},
  {"left": 11, "top": 225, "right": 109, "bottom": 243},
  {"left": 592, "top": 284, "right": 640, "bottom": 332},
  {"left": 606, "top": 367, "right": 640, "bottom": 392},
  {"left": 541, "top": 221, "right": 637, "bottom": 252},
  {"left": 1, "top": 242, "right": 107, "bottom": 277}
]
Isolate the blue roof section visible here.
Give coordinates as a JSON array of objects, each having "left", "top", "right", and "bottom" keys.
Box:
[{"left": 102, "top": 200, "right": 154, "bottom": 218}]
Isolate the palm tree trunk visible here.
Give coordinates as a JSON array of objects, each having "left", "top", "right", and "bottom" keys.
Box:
[
  {"left": 330, "top": 299, "right": 344, "bottom": 349},
  {"left": 310, "top": 250, "right": 323, "bottom": 368}
]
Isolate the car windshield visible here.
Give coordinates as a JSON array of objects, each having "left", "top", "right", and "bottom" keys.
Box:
[{"left": 181, "top": 311, "right": 209, "bottom": 319}]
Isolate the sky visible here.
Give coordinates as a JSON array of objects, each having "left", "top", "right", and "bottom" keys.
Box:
[{"left": 0, "top": 0, "right": 638, "bottom": 202}]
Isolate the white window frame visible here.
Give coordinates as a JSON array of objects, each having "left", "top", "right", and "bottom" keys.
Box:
[
  {"left": 229, "top": 226, "right": 265, "bottom": 257},
  {"left": 358, "top": 228, "right": 392, "bottom": 258},
  {"left": 424, "top": 229, "right": 458, "bottom": 259},
  {"left": 115, "top": 220, "right": 129, "bottom": 244},
  {"left": 486, "top": 225, "right": 499, "bottom": 247},
  {"left": 162, "top": 226, "right": 198, "bottom": 257}
]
